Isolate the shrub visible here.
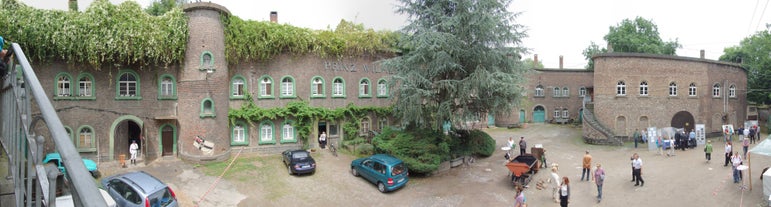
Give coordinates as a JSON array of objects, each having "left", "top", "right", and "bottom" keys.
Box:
[
  {"left": 373, "top": 127, "right": 448, "bottom": 175},
  {"left": 448, "top": 129, "right": 495, "bottom": 158},
  {"left": 357, "top": 143, "right": 374, "bottom": 155}
]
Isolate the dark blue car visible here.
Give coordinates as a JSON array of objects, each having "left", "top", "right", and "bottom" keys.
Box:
[
  {"left": 350, "top": 154, "right": 409, "bottom": 193},
  {"left": 282, "top": 149, "right": 316, "bottom": 175}
]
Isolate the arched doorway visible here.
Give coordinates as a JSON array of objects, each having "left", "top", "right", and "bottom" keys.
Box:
[
  {"left": 671, "top": 111, "right": 695, "bottom": 132},
  {"left": 159, "top": 124, "right": 177, "bottom": 156},
  {"left": 533, "top": 106, "right": 545, "bottom": 123},
  {"left": 616, "top": 116, "right": 627, "bottom": 136},
  {"left": 109, "top": 115, "right": 144, "bottom": 161},
  {"left": 519, "top": 109, "right": 526, "bottom": 123}
]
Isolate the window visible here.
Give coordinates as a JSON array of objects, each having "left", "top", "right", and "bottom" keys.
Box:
[
  {"left": 116, "top": 70, "right": 140, "bottom": 99},
  {"left": 639, "top": 81, "right": 648, "bottom": 96},
  {"left": 562, "top": 87, "right": 569, "bottom": 97},
  {"left": 668, "top": 82, "right": 677, "bottom": 96},
  {"left": 199, "top": 51, "right": 215, "bottom": 72},
  {"left": 158, "top": 74, "right": 177, "bottom": 100},
  {"left": 377, "top": 79, "right": 388, "bottom": 98},
  {"left": 616, "top": 81, "right": 626, "bottom": 96},
  {"left": 689, "top": 83, "right": 697, "bottom": 96},
  {"left": 230, "top": 76, "right": 246, "bottom": 99},
  {"left": 562, "top": 110, "right": 568, "bottom": 118},
  {"left": 77, "top": 126, "right": 95, "bottom": 152},
  {"left": 231, "top": 121, "right": 248, "bottom": 146},
  {"left": 554, "top": 110, "right": 560, "bottom": 118},
  {"left": 359, "top": 78, "right": 371, "bottom": 98},
  {"left": 259, "top": 76, "right": 274, "bottom": 99},
  {"left": 378, "top": 118, "right": 388, "bottom": 131},
  {"left": 535, "top": 85, "right": 544, "bottom": 97},
  {"left": 713, "top": 83, "right": 721, "bottom": 97},
  {"left": 281, "top": 121, "right": 296, "bottom": 143},
  {"left": 729, "top": 84, "right": 736, "bottom": 97},
  {"left": 77, "top": 73, "right": 95, "bottom": 99},
  {"left": 360, "top": 117, "right": 371, "bottom": 136},
  {"left": 56, "top": 73, "right": 73, "bottom": 98},
  {"left": 552, "top": 87, "right": 560, "bottom": 97},
  {"left": 311, "top": 77, "right": 325, "bottom": 98},
  {"left": 280, "top": 76, "right": 295, "bottom": 98},
  {"left": 200, "top": 98, "right": 215, "bottom": 118},
  {"left": 259, "top": 121, "right": 275, "bottom": 144},
  {"left": 332, "top": 77, "right": 345, "bottom": 97},
  {"left": 579, "top": 87, "right": 586, "bottom": 97},
  {"left": 328, "top": 122, "right": 338, "bottom": 136}
]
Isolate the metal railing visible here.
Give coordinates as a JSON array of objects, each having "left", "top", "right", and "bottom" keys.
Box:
[{"left": 0, "top": 43, "right": 107, "bottom": 206}]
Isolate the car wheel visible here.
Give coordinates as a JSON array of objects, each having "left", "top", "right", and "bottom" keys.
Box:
[
  {"left": 377, "top": 182, "right": 386, "bottom": 193},
  {"left": 351, "top": 168, "right": 359, "bottom": 177},
  {"left": 287, "top": 165, "right": 293, "bottom": 175}
]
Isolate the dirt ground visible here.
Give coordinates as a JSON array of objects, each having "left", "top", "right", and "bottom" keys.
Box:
[{"left": 102, "top": 123, "right": 771, "bottom": 207}]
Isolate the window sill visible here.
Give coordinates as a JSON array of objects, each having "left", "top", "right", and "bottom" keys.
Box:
[
  {"left": 280, "top": 139, "right": 297, "bottom": 144},
  {"left": 158, "top": 96, "right": 178, "bottom": 100},
  {"left": 115, "top": 96, "right": 142, "bottom": 100},
  {"left": 77, "top": 148, "right": 97, "bottom": 153},
  {"left": 258, "top": 140, "right": 276, "bottom": 145},
  {"left": 257, "top": 96, "right": 275, "bottom": 100},
  {"left": 230, "top": 142, "right": 249, "bottom": 146}
]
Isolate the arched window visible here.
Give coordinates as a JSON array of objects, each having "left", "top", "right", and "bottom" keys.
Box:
[
  {"left": 378, "top": 118, "right": 388, "bottom": 131},
  {"left": 359, "top": 78, "right": 371, "bottom": 97},
  {"left": 231, "top": 121, "right": 249, "bottom": 146},
  {"left": 535, "top": 85, "right": 544, "bottom": 97},
  {"left": 688, "top": 83, "right": 697, "bottom": 96},
  {"left": 280, "top": 76, "right": 295, "bottom": 98},
  {"left": 360, "top": 117, "right": 371, "bottom": 136},
  {"left": 230, "top": 75, "right": 246, "bottom": 99},
  {"left": 552, "top": 87, "right": 560, "bottom": 97},
  {"left": 77, "top": 126, "right": 96, "bottom": 151},
  {"left": 116, "top": 70, "right": 141, "bottom": 99},
  {"left": 639, "top": 81, "right": 648, "bottom": 96},
  {"left": 554, "top": 109, "right": 560, "bottom": 118},
  {"left": 200, "top": 98, "right": 215, "bottom": 118},
  {"left": 311, "top": 77, "right": 325, "bottom": 98},
  {"left": 158, "top": 74, "right": 177, "bottom": 100},
  {"left": 562, "top": 109, "right": 569, "bottom": 118},
  {"left": 617, "top": 81, "right": 626, "bottom": 96},
  {"left": 281, "top": 120, "right": 296, "bottom": 143},
  {"left": 579, "top": 87, "right": 586, "bottom": 97},
  {"left": 729, "top": 84, "right": 736, "bottom": 98},
  {"left": 77, "top": 73, "right": 95, "bottom": 99},
  {"left": 562, "top": 87, "right": 569, "bottom": 97},
  {"left": 669, "top": 82, "right": 677, "bottom": 96},
  {"left": 259, "top": 121, "right": 275, "bottom": 145},
  {"left": 55, "top": 73, "right": 73, "bottom": 98},
  {"left": 332, "top": 77, "right": 345, "bottom": 97},
  {"left": 259, "top": 76, "right": 274, "bottom": 99},
  {"left": 377, "top": 79, "right": 388, "bottom": 98},
  {"left": 712, "top": 83, "right": 721, "bottom": 97}
]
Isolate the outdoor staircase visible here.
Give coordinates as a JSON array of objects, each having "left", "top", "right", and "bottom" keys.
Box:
[{"left": 581, "top": 104, "right": 623, "bottom": 146}]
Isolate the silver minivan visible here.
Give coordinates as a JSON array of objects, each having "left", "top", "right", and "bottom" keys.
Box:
[{"left": 101, "top": 171, "right": 178, "bottom": 207}]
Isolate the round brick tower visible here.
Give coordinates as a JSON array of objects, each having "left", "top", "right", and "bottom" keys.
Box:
[{"left": 179, "top": 2, "right": 231, "bottom": 161}]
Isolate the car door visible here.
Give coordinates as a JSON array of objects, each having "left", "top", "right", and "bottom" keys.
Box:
[
  {"left": 282, "top": 151, "right": 290, "bottom": 165},
  {"left": 360, "top": 160, "right": 377, "bottom": 183}
]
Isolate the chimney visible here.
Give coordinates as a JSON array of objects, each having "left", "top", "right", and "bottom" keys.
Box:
[
  {"left": 533, "top": 54, "right": 538, "bottom": 67},
  {"left": 559, "top": 55, "right": 564, "bottom": 69},
  {"left": 700, "top": 50, "right": 705, "bottom": 59},
  {"left": 270, "top": 11, "right": 278, "bottom": 23}
]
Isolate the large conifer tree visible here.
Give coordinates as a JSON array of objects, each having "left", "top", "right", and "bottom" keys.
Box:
[{"left": 384, "top": 0, "right": 528, "bottom": 130}]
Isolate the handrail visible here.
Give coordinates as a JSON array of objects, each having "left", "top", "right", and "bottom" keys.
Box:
[{"left": 1, "top": 43, "right": 107, "bottom": 206}]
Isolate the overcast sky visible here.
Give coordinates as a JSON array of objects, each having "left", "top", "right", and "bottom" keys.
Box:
[{"left": 19, "top": 0, "right": 771, "bottom": 68}]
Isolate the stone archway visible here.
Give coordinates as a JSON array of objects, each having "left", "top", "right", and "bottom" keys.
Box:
[
  {"left": 109, "top": 115, "right": 144, "bottom": 161},
  {"left": 671, "top": 111, "right": 695, "bottom": 132}
]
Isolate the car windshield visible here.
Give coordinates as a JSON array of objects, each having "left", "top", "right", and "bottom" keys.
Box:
[
  {"left": 391, "top": 163, "right": 406, "bottom": 176},
  {"left": 148, "top": 187, "right": 175, "bottom": 207},
  {"left": 292, "top": 152, "right": 309, "bottom": 159}
]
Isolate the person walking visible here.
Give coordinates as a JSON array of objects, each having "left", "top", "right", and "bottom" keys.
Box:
[
  {"left": 581, "top": 151, "right": 592, "bottom": 181},
  {"left": 593, "top": 163, "right": 605, "bottom": 203},
  {"left": 732, "top": 152, "right": 743, "bottom": 183},
  {"left": 724, "top": 142, "right": 732, "bottom": 167},
  {"left": 550, "top": 166, "right": 561, "bottom": 203},
  {"left": 750, "top": 127, "right": 756, "bottom": 144},
  {"left": 319, "top": 131, "right": 327, "bottom": 149},
  {"left": 559, "top": 177, "right": 570, "bottom": 207},
  {"left": 743, "top": 138, "right": 750, "bottom": 157},
  {"left": 129, "top": 140, "right": 139, "bottom": 165},
  {"left": 518, "top": 137, "right": 527, "bottom": 156},
  {"left": 507, "top": 137, "right": 516, "bottom": 155},
  {"left": 630, "top": 154, "right": 636, "bottom": 182},
  {"left": 632, "top": 153, "right": 644, "bottom": 187},
  {"left": 704, "top": 140, "right": 713, "bottom": 163},
  {"left": 514, "top": 184, "right": 527, "bottom": 207}
]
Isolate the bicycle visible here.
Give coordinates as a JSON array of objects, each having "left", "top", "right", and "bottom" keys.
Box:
[{"left": 330, "top": 144, "right": 338, "bottom": 157}]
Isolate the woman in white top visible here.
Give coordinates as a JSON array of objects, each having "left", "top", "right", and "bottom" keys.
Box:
[{"left": 551, "top": 166, "right": 560, "bottom": 203}]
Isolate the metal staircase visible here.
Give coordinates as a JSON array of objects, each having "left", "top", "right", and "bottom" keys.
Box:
[{"left": 0, "top": 43, "right": 107, "bottom": 206}]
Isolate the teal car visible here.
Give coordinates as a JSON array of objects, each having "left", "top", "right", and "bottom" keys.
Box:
[
  {"left": 43, "top": 153, "right": 100, "bottom": 178},
  {"left": 350, "top": 154, "right": 409, "bottom": 193}
]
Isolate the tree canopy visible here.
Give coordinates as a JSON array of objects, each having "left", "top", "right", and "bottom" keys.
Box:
[
  {"left": 382, "top": 0, "right": 529, "bottom": 130},
  {"left": 720, "top": 30, "right": 771, "bottom": 104},
  {"left": 582, "top": 16, "right": 681, "bottom": 69},
  {"left": 145, "top": 0, "right": 185, "bottom": 16}
]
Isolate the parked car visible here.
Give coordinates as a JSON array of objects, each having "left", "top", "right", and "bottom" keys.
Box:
[
  {"left": 282, "top": 149, "right": 316, "bottom": 175},
  {"left": 43, "top": 153, "right": 100, "bottom": 178},
  {"left": 350, "top": 154, "right": 409, "bottom": 193},
  {"left": 101, "top": 171, "right": 178, "bottom": 207}
]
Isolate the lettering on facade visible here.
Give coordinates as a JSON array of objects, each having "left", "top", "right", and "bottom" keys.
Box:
[{"left": 323, "top": 60, "right": 394, "bottom": 74}]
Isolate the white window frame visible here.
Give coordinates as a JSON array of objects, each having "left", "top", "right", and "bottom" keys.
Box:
[
  {"left": 232, "top": 78, "right": 245, "bottom": 97},
  {"left": 58, "top": 76, "right": 71, "bottom": 96},
  {"left": 689, "top": 83, "right": 697, "bottom": 96},
  {"left": 233, "top": 125, "right": 245, "bottom": 143},
  {"left": 333, "top": 79, "right": 344, "bottom": 96},
  {"left": 377, "top": 80, "right": 387, "bottom": 97},
  {"left": 535, "top": 85, "right": 544, "bottom": 97},
  {"left": 617, "top": 81, "right": 626, "bottom": 96},
  {"left": 562, "top": 110, "right": 568, "bottom": 118},
  {"left": 579, "top": 87, "right": 586, "bottom": 97},
  {"left": 554, "top": 110, "right": 560, "bottom": 118},
  {"left": 713, "top": 84, "right": 720, "bottom": 97},
  {"left": 260, "top": 78, "right": 272, "bottom": 97},
  {"left": 639, "top": 81, "right": 648, "bottom": 96},
  {"left": 118, "top": 73, "right": 137, "bottom": 96},
  {"left": 553, "top": 87, "right": 560, "bottom": 97},
  {"left": 282, "top": 123, "right": 294, "bottom": 141},
  {"left": 260, "top": 124, "right": 273, "bottom": 142},
  {"left": 312, "top": 78, "right": 323, "bottom": 96},
  {"left": 161, "top": 78, "right": 173, "bottom": 97},
  {"left": 281, "top": 78, "right": 293, "bottom": 97},
  {"left": 360, "top": 118, "right": 371, "bottom": 136},
  {"left": 729, "top": 84, "right": 736, "bottom": 97},
  {"left": 79, "top": 76, "right": 92, "bottom": 96},
  {"left": 669, "top": 82, "right": 677, "bottom": 96}
]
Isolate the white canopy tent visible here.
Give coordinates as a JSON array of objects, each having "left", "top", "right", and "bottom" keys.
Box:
[{"left": 747, "top": 135, "right": 771, "bottom": 194}]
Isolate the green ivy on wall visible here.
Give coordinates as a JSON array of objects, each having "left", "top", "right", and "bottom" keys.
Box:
[
  {"left": 229, "top": 96, "right": 392, "bottom": 149},
  {"left": 0, "top": 0, "right": 188, "bottom": 69},
  {"left": 223, "top": 17, "right": 400, "bottom": 65}
]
